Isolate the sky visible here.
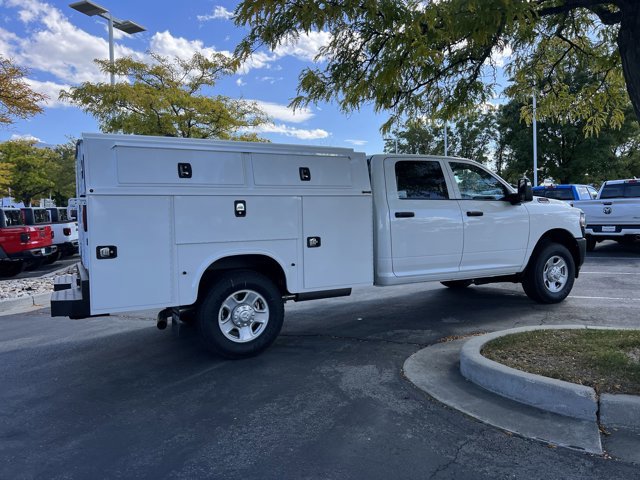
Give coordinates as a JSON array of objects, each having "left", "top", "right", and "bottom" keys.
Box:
[{"left": 0, "top": 0, "right": 392, "bottom": 152}]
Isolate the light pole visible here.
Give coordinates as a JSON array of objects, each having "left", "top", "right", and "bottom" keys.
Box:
[
  {"left": 532, "top": 89, "right": 538, "bottom": 187},
  {"left": 69, "top": 1, "right": 145, "bottom": 85}
]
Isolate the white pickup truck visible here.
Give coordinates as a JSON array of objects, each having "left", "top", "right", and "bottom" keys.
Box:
[
  {"left": 577, "top": 179, "right": 640, "bottom": 251},
  {"left": 52, "top": 134, "right": 586, "bottom": 358}
]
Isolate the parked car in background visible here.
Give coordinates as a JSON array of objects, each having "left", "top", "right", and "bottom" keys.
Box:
[
  {"left": 0, "top": 207, "right": 57, "bottom": 277},
  {"left": 532, "top": 184, "right": 598, "bottom": 206},
  {"left": 578, "top": 179, "right": 640, "bottom": 251},
  {"left": 46, "top": 207, "right": 79, "bottom": 259},
  {"left": 20, "top": 207, "right": 58, "bottom": 267}
]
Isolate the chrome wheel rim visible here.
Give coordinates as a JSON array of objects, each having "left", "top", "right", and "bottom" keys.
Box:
[
  {"left": 543, "top": 255, "right": 568, "bottom": 293},
  {"left": 218, "top": 289, "right": 269, "bottom": 343}
]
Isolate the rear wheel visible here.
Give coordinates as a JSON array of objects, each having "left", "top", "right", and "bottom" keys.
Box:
[
  {"left": 196, "top": 270, "right": 284, "bottom": 359},
  {"left": 0, "top": 261, "right": 25, "bottom": 278},
  {"left": 440, "top": 280, "right": 473, "bottom": 289},
  {"left": 44, "top": 250, "right": 61, "bottom": 265},
  {"left": 522, "top": 243, "right": 575, "bottom": 304}
]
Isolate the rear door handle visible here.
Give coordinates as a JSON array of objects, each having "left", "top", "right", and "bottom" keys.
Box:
[
  {"left": 395, "top": 211, "right": 415, "bottom": 218},
  {"left": 466, "top": 211, "right": 484, "bottom": 217}
]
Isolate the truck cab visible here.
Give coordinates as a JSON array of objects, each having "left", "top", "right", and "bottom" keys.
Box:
[{"left": 532, "top": 184, "right": 598, "bottom": 207}]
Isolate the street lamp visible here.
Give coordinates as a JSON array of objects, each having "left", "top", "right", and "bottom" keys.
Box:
[{"left": 69, "top": 1, "right": 145, "bottom": 85}]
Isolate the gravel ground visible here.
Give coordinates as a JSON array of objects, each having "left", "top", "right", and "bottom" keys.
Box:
[{"left": 0, "top": 265, "right": 76, "bottom": 300}]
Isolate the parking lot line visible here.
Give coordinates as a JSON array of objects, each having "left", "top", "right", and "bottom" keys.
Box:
[
  {"left": 580, "top": 272, "right": 640, "bottom": 275},
  {"left": 569, "top": 295, "right": 636, "bottom": 301}
]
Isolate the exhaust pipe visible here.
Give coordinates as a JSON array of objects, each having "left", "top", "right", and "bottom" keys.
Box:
[{"left": 156, "top": 308, "right": 172, "bottom": 330}]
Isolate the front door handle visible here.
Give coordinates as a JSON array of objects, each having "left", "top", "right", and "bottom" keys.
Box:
[
  {"left": 466, "top": 211, "right": 484, "bottom": 217},
  {"left": 395, "top": 211, "right": 415, "bottom": 218}
]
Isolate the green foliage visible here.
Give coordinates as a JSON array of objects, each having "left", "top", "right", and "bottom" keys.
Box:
[
  {"left": 384, "top": 109, "right": 498, "bottom": 164},
  {"left": 496, "top": 98, "right": 640, "bottom": 185},
  {"left": 0, "top": 55, "right": 46, "bottom": 126},
  {"left": 60, "top": 52, "right": 269, "bottom": 140},
  {"left": 234, "top": 1, "right": 639, "bottom": 135},
  {"left": 0, "top": 140, "right": 55, "bottom": 206}
]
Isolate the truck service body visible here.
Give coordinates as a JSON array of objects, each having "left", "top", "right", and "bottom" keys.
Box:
[{"left": 52, "top": 134, "right": 587, "bottom": 358}]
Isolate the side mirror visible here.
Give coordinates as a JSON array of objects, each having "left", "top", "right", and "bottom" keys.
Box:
[{"left": 518, "top": 177, "right": 533, "bottom": 203}]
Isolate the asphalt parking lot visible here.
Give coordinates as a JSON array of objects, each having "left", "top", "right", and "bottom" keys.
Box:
[{"left": 0, "top": 241, "right": 638, "bottom": 479}]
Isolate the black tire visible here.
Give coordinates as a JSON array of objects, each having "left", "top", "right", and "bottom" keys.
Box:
[
  {"left": 44, "top": 249, "right": 61, "bottom": 265},
  {"left": 25, "top": 258, "right": 44, "bottom": 271},
  {"left": 0, "top": 261, "right": 25, "bottom": 278},
  {"left": 440, "top": 280, "right": 473, "bottom": 289},
  {"left": 586, "top": 236, "right": 596, "bottom": 252},
  {"left": 196, "top": 270, "right": 284, "bottom": 359},
  {"left": 522, "top": 243, "right": 575, "bottom": 304}
]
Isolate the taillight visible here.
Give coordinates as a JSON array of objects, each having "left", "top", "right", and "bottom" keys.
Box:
[
  {"left": 82, "top": 205, "right": 87, "bottom": 232},
  {"left": 20, "top": 232, "right": 31, "bottom": 243},
  {"left": 63, "top": 227, "right": 71, "bottom": 236}
]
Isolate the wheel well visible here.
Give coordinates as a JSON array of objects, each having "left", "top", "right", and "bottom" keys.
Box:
[
  {"left": 197, "top": 255, "right": 288, "bottom": 303},
  {"left": 528, "top": 229, "right": 580, "bottom": 273}
]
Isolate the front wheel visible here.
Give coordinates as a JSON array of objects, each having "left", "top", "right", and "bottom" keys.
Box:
[
  {"left": 522, "top": 243, "right": 575, "bottom": 304},
  {"left": 196, "top": 270, "right": 284, "bottom": 359}
]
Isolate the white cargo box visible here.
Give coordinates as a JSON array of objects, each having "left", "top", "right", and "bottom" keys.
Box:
[{"left": 75, "top": 134, "right": 373, "bottom": 314}]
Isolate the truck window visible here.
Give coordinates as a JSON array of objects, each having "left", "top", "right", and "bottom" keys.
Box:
[
  {"left": 624, "top": 183, "right": 640, "bottom": 197},
  {"left": 600, "top": 185, "right": 624, "bottom": 199},
  {"left": 587, "top": 186, "right": 598, "bottom": 199},
  {"left": 540, "top": 189, "right": 574, "bottom": 201},
  {"left": 577, "top": 187, "right": 590, "bottom": 200},
  {"left": 34, "top": 209, "right": 50, "bottom": 224},
  {"left": 395, "top": 161, "right": 449, "bottom": 200},
  {"left": 57, "top": 208, "right": 69, "bottom": 222},
  {"left": 3, "top": 210, "right": 23, "bottom": 227},
  {"left": 450, "top": 162, "right": 508, "bottom": 200}
]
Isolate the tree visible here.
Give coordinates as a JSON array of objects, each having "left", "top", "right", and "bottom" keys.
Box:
[
  {"left": 234, "top": 1, "right": 640, "bottom": 134},
  {"left": 0, "top": 140, "right": 56, "bottom": 206},
  {"left": 61, "top": 52, "right": 269, "bottom": 140},
  {"left": 50, "top": 141, "right": 77, "bottom": 206},
  {"left": 496, "top": 99, "right": 640, "bottom": 185},
  {"left": 384, "top": 110, "right": 498, "bottom": 163},
  {"left": 0, "top": 55, "right": 46, "bottom": 126}
]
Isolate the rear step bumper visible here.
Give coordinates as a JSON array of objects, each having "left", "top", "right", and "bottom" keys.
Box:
[{"left": 51, "top": 264, "right": 91, "bottom": 319}]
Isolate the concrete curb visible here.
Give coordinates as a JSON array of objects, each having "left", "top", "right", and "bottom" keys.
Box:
[
  {"left": 0, "top": 291, "right": 51, "bottom": 313},
  {"left": 460, "top": 325, "right": 640, "bottom": 424},
  {"left": 601, "top": 394, "right": 640, "bottom": 430}
]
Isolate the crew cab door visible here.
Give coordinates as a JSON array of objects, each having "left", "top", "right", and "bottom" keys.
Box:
[
  {"left": 385, "top": 158, "right": 463, "bottom": 277},
  {"left": 446, "top": 161, "right": 529, "bottom": 272}
]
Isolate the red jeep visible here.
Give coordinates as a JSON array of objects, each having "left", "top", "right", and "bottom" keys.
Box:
[{"left": 0, "top": 208, "right": 57, "bottom": 277}]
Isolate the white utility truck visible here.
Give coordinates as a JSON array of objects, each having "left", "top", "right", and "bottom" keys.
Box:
[{"left": 52, "top": 134, "right": 587, "bottom": 358}]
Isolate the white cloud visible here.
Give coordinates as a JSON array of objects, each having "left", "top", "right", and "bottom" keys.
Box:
[
  {"left": 345, "top": 139, "right": 367, "bottom": 146},
  {"left": 236, "top": 78, "right": 247, "bottom": 87},
  {"left": 491, "top": 45, "right": 513, "bottom": 67},
  {"left": 252, "top": 100, "right": 314, "bottom": 123},
  {"left": 197, "top": 6, "right": 234, "bottom": 22},
  {"left": 10, "top": 133, "right": 41, "bottom": 142},
  {"left": 252, "top": 123, "right": 330, "bottom": 140},
  {"left": 150, "top": 30, "right": 225, "bottom": 60},
  {"left": 24, "top": 78, "right": 71, "bottom": 108},
  {"left": 274, "top": 31, "right": 331, "bottom": 62},
  {"left": 257, "top": 76, "right": 283, "bottom": 84},
  {"left": 1, "top": 0, "right": 141, "bottom": 84}
]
